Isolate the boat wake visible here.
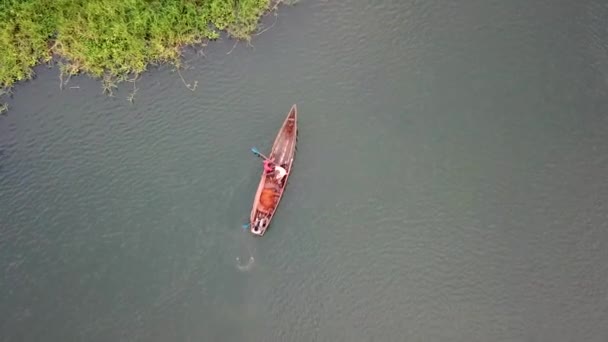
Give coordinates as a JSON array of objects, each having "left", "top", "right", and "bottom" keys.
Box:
[
  {"left": 228, "top": 169, "right": 261, "bottom": 273},
  {"left": 236, "top": 256, "right": 255, "bottom": 272}
]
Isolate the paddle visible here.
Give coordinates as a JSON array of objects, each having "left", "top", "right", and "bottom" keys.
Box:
[
  {"left": 242, "top": 223, "right": 250, "bottom": 230},
  {"left": 251, "top": 147, "right": 269, "bottom": 161}
]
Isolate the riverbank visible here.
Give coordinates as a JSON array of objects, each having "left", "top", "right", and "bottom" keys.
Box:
[{"left": 0, "top": 0, "right": 291, "bottom": 113}]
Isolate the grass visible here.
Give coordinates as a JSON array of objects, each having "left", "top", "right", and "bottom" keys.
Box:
[{"left": 0, "top": 0, "right": 291, "bottom": 106}]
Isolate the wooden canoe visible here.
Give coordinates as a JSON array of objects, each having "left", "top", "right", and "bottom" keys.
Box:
[{"left": 249, "top": 104, "right": 298, "bottom": 236}]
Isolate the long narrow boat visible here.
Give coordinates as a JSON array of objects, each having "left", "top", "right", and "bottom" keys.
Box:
[{"left": 249, "top": 105, "right": 298, "bottom": 236}]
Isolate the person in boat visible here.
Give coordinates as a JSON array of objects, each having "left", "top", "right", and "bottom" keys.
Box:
[
  {"left": 263, "top": 158, "right": 275, "bottom": 175},
  {"left": 252, "top": 218, "right": 261, "bottom": 232},
  {"left": 253, "top": 216, "right": 269, "bottom": 232},
  {"left": 274, "top": 164, "right": 287, "bottom": 182},
  {"left": 260, "top": 217, "right": 269, "bottom": 229},
  {"left": 263, "top": 157, "right": 286, "bottom": 178}
]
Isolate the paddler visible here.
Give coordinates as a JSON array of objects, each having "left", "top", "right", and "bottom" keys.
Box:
[
  {"left": 252, "top": 218, "right": 261, "bottom": 232},
  {"left": 263, "top": 157, "right": 286, "bottom": 183},
  {"left": 274, "top": 165, "right": 287, "bottom": 182},
  {"left": 263, "top": 158, "right": 275, "bottom": 175}
]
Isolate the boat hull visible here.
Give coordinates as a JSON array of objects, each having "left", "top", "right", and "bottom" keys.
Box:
[{"left": 249, "top": 105, "right": 298, "bottom": 236}]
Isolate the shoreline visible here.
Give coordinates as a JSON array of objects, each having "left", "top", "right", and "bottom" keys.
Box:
[{"left": 0, "top": 0, "right": 294, "bottom": 115}]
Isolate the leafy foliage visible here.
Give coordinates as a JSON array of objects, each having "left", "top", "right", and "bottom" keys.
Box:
[{"left": 0, "top": 0, "right": 272, "bottom": 89}]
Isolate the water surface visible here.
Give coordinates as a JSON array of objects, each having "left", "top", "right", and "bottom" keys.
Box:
[{"left": 2, "top": 0, "right": 608, "bottom": 341}]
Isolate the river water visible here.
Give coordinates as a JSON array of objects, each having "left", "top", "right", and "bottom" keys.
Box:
[{"left": 2, "top": 0, "right": 608, "bottom": 341}]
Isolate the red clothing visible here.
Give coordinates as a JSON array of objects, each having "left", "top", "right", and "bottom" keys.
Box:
[{"left": 263, "top": 159, "right": 274, "bottom": 173}]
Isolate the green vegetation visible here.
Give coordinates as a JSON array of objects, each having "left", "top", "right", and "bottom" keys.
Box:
[{"left": 0, "top": 0, "right": 290, "bottom": 102}]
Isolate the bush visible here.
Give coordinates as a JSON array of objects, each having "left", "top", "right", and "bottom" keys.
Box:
[{"left": 0, "top": 0, "right": 272, "bottom": 89}]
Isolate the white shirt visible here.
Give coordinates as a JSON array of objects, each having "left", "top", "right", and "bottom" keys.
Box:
[{"left": 275, "top": 166, "right": 287, "bottom": 180}]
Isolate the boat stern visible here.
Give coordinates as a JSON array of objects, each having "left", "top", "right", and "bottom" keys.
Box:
[
  {"left": 249, "top": 219, "right": 267, "bottom": 236},
  {"left": 250, "top": 227, "right": 264, "bottom": 236}
]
